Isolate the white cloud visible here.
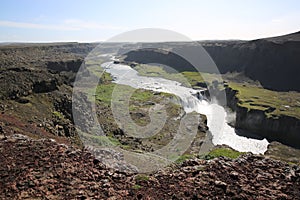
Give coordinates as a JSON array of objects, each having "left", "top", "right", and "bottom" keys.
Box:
[
  {"left": 0, "top": 20, "right": 125, "bottom": 31},
  {"left": 63, "top": 19, "right": 124, "bottom": 30},
  {"left": 0, "top": 20, "right": 77, "bottom": 30},
  {"left": 271, "top": 19, "right": 284, "bottom": 23}
]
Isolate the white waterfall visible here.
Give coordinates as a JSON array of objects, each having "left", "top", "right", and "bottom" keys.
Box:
[{"left": 102, "top": 62, "right": 269, "bottom": 154}]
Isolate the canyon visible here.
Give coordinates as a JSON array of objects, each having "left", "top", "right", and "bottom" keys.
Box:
[{"left": 0, "top": 31, "right": 300, "bottom": 198}]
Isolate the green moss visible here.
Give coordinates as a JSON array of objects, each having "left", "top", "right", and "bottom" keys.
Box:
[
  {"left": 288, "top": 161, "right": 298, "bottom": 166},
  {"left": 131, "top": 89, "right": 154, "bottom": 102},
  {"left": 175, "top": 154, "right": 194, "bottom": 163},
  {"left": 94, "top": 82, "right": 157, "bottom": 107},
  {"left": 52, "top": 111, "right": 64, "bottom": 119},
  {"left": 95, "top": 83, "right": 116, "bottom": 105},
  {"left": 79, "top": 131, "right": 121, "bottom": 147},
  {"left": 85, "top": 60, "right": 105, "bottom": 78},
  {"left": 84, "top": 67, "right": 187, "bottom": 154},
  {"left": 205, "top": 147, "right": 244, "bottom": 159},
  {"left": 132, "top": 184, "right": 142, "bottom": 189},
  {"left": 229, "top": 82, "right": 300, "bottom": 119},
  {"left": 181, "top": 71, "right": 205, "bottom": 87},
  {"left": 135, "top": 174, "right": 150, "bottom": 181},
  {"left": 101, "top": 72, "right": 113, "bottom": 82},
  {"left": 133, "top": 64, "right": 190, "bottom": 86},
  {"left": 132, "top": 64, "right": 221, "bottom": 88},
  {"left": 166, "top": 102, "right": 182, "bottom": 116}
]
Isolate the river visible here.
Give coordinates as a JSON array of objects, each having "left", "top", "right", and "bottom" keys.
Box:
[{"left": 102, "top": 62, "right": 269, "bottom": 154}]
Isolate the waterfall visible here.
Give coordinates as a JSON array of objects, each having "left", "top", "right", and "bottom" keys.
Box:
[{"left": 103, "top": 62, "right": 269, "bottom": 154}]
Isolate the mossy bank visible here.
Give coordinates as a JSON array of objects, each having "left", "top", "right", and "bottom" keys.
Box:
[{"left": 225, "top": 83, "right": 300, "bottom": 148}]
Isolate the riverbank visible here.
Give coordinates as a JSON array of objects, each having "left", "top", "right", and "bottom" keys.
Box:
[
  {"left": 101, "top": 62, "right": 269, "bottom": 154},
  {"left": 225, "top": 82, "right": 300, "bottom": 149}
]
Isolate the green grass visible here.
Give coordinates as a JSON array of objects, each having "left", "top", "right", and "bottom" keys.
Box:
[
  {"left": 100, "top": 72, "right": 113, "bottom": 82},
  {"left": 79, "top": 131, "right": 121, "bottom": 147},
  {"left": 133, "top": 64, "right": 190, "bottom": 86},
  {"left": 94, "top": 82, "right": 156, "bottom": 107},
  {"left": 133, "top": 64, "right": 221, "bottom": 88},
  {"left": 52, "top": 111, "right": 64, "bottom": 119},
  {"left": 88, "top": 66, "right": 157, "bottom": 107},
  {"left": 175, "top": 154, "right": 194, "bottom": 163},
  {"left": 132, "top": 184, "right": 142, "bottom": 189},
  {"left": 228, "top": 82, "right": 300, "bottom": 119},
  {"left": 131, "top": 88, "right": 155, "bottom": 102},
  {"left": 135, "top": 174, "right": 150, "bottom": 181},
  {"left": 181, "top": 71, "right": 205, "bottom": 87},
  {"left": 204, "top": 147, "right": 244, "bottom": 159},
  {"left": 94, "top": 83, "right": 116, "bottom": 105},
  {"left": 83, "top": 64, "right": 205, "bottom": 154}
]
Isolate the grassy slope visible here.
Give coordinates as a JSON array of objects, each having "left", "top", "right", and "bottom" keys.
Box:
[
  {"left": 83, "top": 64, "right": 193, "bottom": 156},
  {"left": 228, "top": 82, "right": 300, "bottom": 119},
  {"left": 133, "top": 64, "right": 218, "bottom": 88},
  {"left": 133, "top": 64, "right": 300, "bottom": 119},
  {"left": 88, "top": 62, "right": 300, "bottom": 164},
  {"left": 205, "top": 147, "right": 245, "bottom": 159}
]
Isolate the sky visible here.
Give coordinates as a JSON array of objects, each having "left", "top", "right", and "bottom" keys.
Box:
[{"left": 0, "top": 0, "right": 300, "bottom": 42}]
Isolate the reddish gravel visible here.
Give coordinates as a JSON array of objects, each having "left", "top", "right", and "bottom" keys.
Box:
[{"left": 0, "top": 134, "right": 300, "bottom": 199}]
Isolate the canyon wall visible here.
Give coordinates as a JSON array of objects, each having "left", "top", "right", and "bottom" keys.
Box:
[
  {"left": 123, "top": 35, "right": 300, "bottom": 92},
  {"left": 204, "top": 40, "right": 300, "bottom": 92},
  {"left": 225, "top": 87, "right": 300, "bottom": 148}
]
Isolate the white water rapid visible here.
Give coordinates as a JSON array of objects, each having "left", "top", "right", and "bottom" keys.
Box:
[{"left": 103, "top": 62, "right": 269, "bottom": 154}]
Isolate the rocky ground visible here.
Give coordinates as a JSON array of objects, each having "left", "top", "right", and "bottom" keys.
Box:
[
  {"left": 1, "top": 42, "right": 300, "bottom": 199},
  {"left": 0, "top": 134, "right": 299, "bottom": 199}
]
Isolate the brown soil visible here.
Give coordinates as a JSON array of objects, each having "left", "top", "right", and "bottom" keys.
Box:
[{"left": 0, "top": 134, "right": 299, "bottom": 199}]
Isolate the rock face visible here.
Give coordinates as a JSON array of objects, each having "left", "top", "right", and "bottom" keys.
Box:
[
  {"left": 124, "top": 48, "right": 196, "bottom": 72},
  {"left": 0, "top": 43, "right": 97, "bottom": 143},
  {"left": 204, "top": 39, "right": 300, "bottom": 92},
  {"left": 32, "top": 79, "right": 58, "bottom": 93},
  {"left": 266, "top": 141, "right": 300, "bottom": 164},
  {"left": 123, "top": 31, "right": 300, "bottom": 92},
  {"left": 0, "top": 134, "right": 299, "bottom": 199},
  {"left": 46, "top": 59, "right": 83, "bottom": 73},
  {"left": 225, "top": 87, "right": 300, "bottom": 148},
  {"left": 236, "top": 107, "right": 300, "bottom": 147}
]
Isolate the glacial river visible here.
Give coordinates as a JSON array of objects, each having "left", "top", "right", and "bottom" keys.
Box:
[{"left": 103, "top": 62, "right": 269, "bottom": 154}]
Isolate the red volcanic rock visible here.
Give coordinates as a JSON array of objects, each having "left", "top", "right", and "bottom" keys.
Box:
[{"left": 0, "top": 134, "right": 299, "bottom": 199}]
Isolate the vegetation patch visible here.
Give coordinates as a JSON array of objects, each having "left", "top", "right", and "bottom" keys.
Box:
[
  {"left": 133, "top": 64, "right": 225, "bottom": 90},
  {"left": 204, "top": 147, "right": 244, "bottom": 160},
  {"left": 79, "top": 131, "right": 121, "bottom": 147},
  {"left": 181, "top": 71, "right": 205, "bottom": 87},
  {"left": 133, "top": 64, "right": 190, "bottom": 86},
  {"left": 84, "top": 67, "right": 188, "bottom": 154},
  {"left": 132, "top": 184, "right": 142, "bottom": 189},
  {"left": 135, "top": 174, "right": 150, "bottom": 182},
  {"left": 52, "top": 111, "right": 64, "bottom": 119},
  {"left": 175, "top": 154, "right": 194, "bottom": 164},
  {"left": 228, "top": 82, "right": 300, "bottom": 119}
]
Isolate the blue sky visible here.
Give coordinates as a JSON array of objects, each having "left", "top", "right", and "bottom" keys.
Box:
[{"left": 0, "top": 0, "right": 299, "bottom": 42}]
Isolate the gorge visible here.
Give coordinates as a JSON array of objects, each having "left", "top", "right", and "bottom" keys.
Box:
[
  {"left": 102, "top": 61, "right": 269, "bottom": 154},
  {"left": 0, "top": 34, "right": 299, "bottom": 198}
]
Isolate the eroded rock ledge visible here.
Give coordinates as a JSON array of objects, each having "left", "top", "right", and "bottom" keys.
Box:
[{"left": 225, "top": 86, "right": 300, "bottom": 148}]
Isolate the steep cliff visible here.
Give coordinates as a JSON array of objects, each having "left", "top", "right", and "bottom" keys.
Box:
[
  {"left": 204, "top": 39, "right": 300, "bottom": 92},
  {"left": 122, "top": 31, "right": 300, "bottom": 92},
  {"left": 225, "top": 86, "right": 300, "bottom": 148},
  {"left": 0, "top": 43, "right": 96, "bottom": 144}
]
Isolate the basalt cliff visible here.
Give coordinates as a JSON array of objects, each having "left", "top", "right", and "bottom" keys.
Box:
[
  {"left": 123, "top": 31, "right": 300, "bottom": 92},
  {"left": 225, "top": 86, "right": 300, "bottom": 148}
]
